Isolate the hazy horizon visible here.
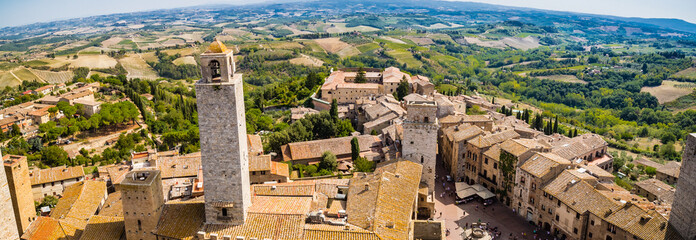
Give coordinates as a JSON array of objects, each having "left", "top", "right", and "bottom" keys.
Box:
[{"left": 1, "top": 0, "right": 695, "bottom": 28}]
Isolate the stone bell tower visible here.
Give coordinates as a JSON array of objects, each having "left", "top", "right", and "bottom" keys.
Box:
[
  {"left": 196, "top": 40, "right": 250, "bottom": 226},
  {"left": 402, "top": 98, "right": 439, "bottom": 195}
]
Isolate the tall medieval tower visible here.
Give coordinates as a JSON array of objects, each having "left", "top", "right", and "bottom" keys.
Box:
[
  {"left": 121, "top": 170, "right": 164, "bottom": 240},
  {"left": 196, "top": 40, "right": 251, "bottom": 226},
  {"left": 0, "top": 152, "right": 19, "bottom": 240},
  {"left": 3, "top": 155, "right": 34, "bottom": 235},
  {"left": 403, "top": 99, "right": 439, "bottom": 194},
  {"left": 669, "top": 133, "right": 696, "bottom": 239}
]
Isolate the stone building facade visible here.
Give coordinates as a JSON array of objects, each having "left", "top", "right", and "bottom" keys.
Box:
[
  {"left": 669, "top": 133, "right": 696, "bottom": 240},
  {"left": 29, "top": 165, "right": 84, "bottom": 201},
  {"left": 3, "top": 155, "right": 35, "bottom": 235},
  {"left": 121, "top": 170, "right": 164, "bottom": 240},
  {"left": 195, "top": 40, "right": 251, "bottom": 226},
  {"left": 402, "top": 99, "right": 439, "bottom": 195}
]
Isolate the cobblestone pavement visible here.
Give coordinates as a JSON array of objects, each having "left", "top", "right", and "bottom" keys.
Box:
[{"left": 434, "top": 160, "right": 546, "bottom": 240}]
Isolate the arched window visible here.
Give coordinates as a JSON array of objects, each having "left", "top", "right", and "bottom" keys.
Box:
[
  {"left": 137, "top": 220, "right": 142, "bottom": 231},
  {"left": 209, "top": 60, "right": 221, "bottom": 80}
]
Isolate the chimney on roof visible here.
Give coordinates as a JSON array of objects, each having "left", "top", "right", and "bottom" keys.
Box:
[
  {"left": 365, "top": 183, "right": 370, "bottom": 191},
  {"left": 210, "top": 234, "right": 219, "bottom": 240},
  {"left": 222, "top": 236, "right": 232, "bottom": 240},
  {"left": 197, "top": 232, "right": 206, "bottom": 240}
]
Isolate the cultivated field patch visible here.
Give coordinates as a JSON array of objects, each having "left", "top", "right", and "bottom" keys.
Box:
[
  {"left": 534, "top": 75, "right": 587, "bottom": 84},
  {"left": 289, "top": 54, "right": 324, "bottom": 67},
  {"left": 673, "top": 67, "right": 696, "bottom": 79},
  {"left": 173, "top": 56, "right": 197, "bottom": 66},
  {"left": 641, "top": 80, "right": 695, "bottom": 104},
  {"left": 120, "top": 54, "right": 159, "bottom": 80},
  {"left": 314, "top": 38, "right": 360, "bottom": 57},
  {"left": 0, "top": 72, "right": 21, "bottom": 88},
  {"left": 29, "top": 69, "right": 74, "bottom": 84}
]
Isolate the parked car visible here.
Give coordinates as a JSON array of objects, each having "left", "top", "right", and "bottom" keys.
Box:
[{"left": 482, "top": 198, "right": 494, "bottom": 206}]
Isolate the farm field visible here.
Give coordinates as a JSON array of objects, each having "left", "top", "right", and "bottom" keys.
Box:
[
  {"left": 120, "top": 54, "right": 159, "bottom": 80},
  {"left": 534, "top": 75, "right": 587, "bottom": 84},
  {"left": 314, "top": 38, "right": 360, "bottom": 57},
  {"left": 29, "top": 69, "right": 74, "bottom": 84},
  {"left": 289, "top": 54, "right": 324, "bottom": 67},
  {"left": 673, "top": 67, "right": 696, "bottom": 79},
  {"left": 172, "top": 56, "right": 197, "bottom": 66},
  {"left": 641, "top": 80, "right": 696, "bottom": 104},
  {"left": 324, "top": 23, "right": 379, "bottom": 33},
  {"left": 0, "top": 72, "right": 21, "bottom": 88},
  {"left": 12, "top": 68, "right": 41, "bottom": 82}
]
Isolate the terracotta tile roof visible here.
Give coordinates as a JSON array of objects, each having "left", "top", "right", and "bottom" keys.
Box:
[
  {"left": 154, "top": 201, "right": 205, "bottom": 240},
  {"left": 499, "top": 139, "right": 535, "bottom": 157},
  {"left": 247, "top": 134, "right": 264, "bottom": 155},
  {"left": 550, "top": 133, "right": 607, "bottom": 160},
  {"left": 35, "top": 85, "right": 55, "bottom": 93},
  {"left": 469, "top": 130, "right": 520, "bottom": 149},
  {"left": 363, "top": 112, "right": 399, "bottom": 130},
  {"left": 657, "top": 161, "right": 681, "bottom": 178},
  {"left": 634, "top": 158, "right": 664, "bottom": 169},
  {"left": 50, "top": 181, "right": 107, "bottom": 230},
  {"left": 347, "top": 160, "right": 422, "bottom": 240},
  {"left": 98, "top": 192, "right": 123, "bottom": 217},
  {"left": 156, "top": 152, "right": 201, "bottom": 179},
  {"left": 321, "top": 71, "right": 346, "bottom": 91},
  {"left": 104, "top": 165, "right": 129, "bottom": 185},
  {"left": 303, "top": 226, "right": 382, "bottom": 240},
  {"left": 248, "top": 196, "right": 313, "bottom": 215},
  {"left": 461, "top": 115, "right": 493, "bottom": 122},
  {"left": 382, "top": 67, "right": 409, "bottom": 83},
  {"left": 439, "top": 115, "right": 462, "bottom": 124},
  {"left": 79, "top": 216, "right": 124, "bottom": 240},
  {"left": 551, "top": 179, "right": 621, "bottom": 218},
  {"left": 21, "top": 216, "right": 81, "bottom": 240},
  {"left": 29, "top": 165, "right": 85, "bottom": 185},
  {"left": 483, "top": 144, "right": 502, "bottom": 161},
  {"left": 520, "top": 152, "right": 571, "bottom": 178},
  {"left": 249, "top": 154, "right": 272, "bottom": 172},
  {"left": 603, "top": 203, "right": 670, "bottom": 240},
  {"left": 62, "top": 89, "right": 93, "bottom": 100},
  {"left": 253, "top": 182, "right": 316, "bottom": 196},
  {"left": 282, "top": 135, "right": 380, "bottom": 161},
  {"left": 634, "top": 179, "right": 675, "bottom": 203},
  {"left": 582, "top": 164, "right": 615, "bottom": 180},
  {"left": 543, "top": 170, "right": 596, "bottom": 197},
  {"left": 443, "top": 124, "right": 484, "bottom": 142},
  {"left": 271, "top": 161, "right": 290, "bottom": 177},
  {"left": 204, "top": 213, "right": 305, "bottom": 240},
  {"left": 327, "top": 200, "right": 347, "bottom": 216}
]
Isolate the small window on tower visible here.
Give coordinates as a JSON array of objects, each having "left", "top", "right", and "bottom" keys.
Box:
[
  {"left": 209, "top": 60, "right": 221, "bottom": 81},
  {"left": 222, "top": 208, "right": 228, "bottom": 217}
]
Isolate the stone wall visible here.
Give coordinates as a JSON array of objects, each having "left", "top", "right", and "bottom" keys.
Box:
[
  {"left": 669, "top": 133, "right": 696, "bottom": 239},
  {"left": 196, "top": 75, "right": 251, "bottom": 226}
]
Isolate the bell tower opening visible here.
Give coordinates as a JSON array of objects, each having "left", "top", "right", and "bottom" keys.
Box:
[{"left": 209, "top": 60, "right": 221, "bottom": 82}]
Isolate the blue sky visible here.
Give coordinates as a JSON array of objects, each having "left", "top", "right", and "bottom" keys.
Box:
[{"left": 0, "top": 0, "right": 694, "bottom": 28}]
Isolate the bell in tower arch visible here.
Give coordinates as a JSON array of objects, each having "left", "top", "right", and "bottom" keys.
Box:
[{"left": 209, "top": 60, "right": 221, "bottom": 82}]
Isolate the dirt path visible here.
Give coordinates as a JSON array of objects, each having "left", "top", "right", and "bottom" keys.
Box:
[{"left": 61, "top": 122, "right": 142, "bottom": 155}]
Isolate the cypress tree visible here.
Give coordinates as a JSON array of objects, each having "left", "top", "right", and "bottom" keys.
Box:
[{"left": 553, "top": 116, "right": 558, "bottom": 133}]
